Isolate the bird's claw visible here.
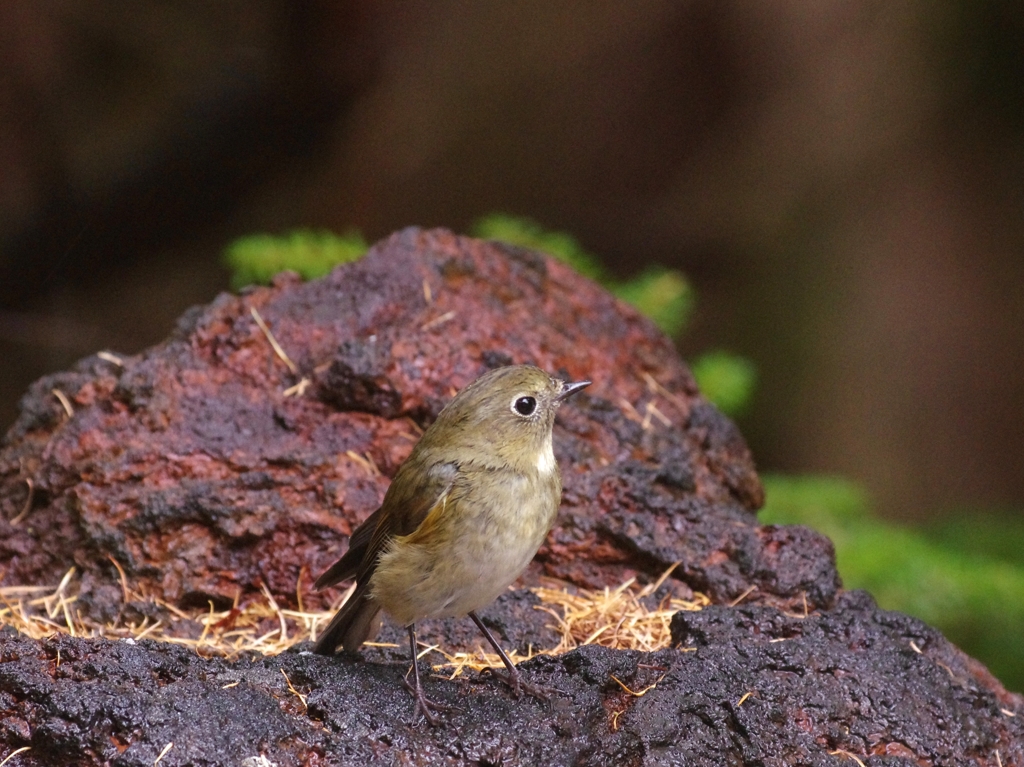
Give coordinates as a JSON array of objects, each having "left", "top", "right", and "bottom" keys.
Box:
[
  {"left": 482, "top": 666, "right": 558, "bottom": 700},
  {"left": 402, "top": 677, "right": 457, "bottom": 726}
]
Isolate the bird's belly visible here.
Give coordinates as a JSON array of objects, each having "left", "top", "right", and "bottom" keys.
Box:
[{"left": 370, "top": 495, "right": 554, "bottom": 626}]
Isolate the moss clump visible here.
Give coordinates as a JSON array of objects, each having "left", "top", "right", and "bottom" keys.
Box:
[
  {"left": 612, "top": 267, "right": 692, "bottom": 338},
  {"left": 224, "top": 229, "right": 368, "bottom": 289},
  {"left": 690, "top": 351, "right": 757, "bottom": 418},
  {"left": 760, "top": 474, "right": 1024, "bottom": 692}
]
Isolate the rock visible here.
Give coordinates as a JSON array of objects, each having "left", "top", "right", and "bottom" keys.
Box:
[
  {"left": 0, "top": 227, "right": 813, "bottom": 621},
  {"left": 1, "top": 227, "right": 1021, "bottom": 764},
  {"left": 0, "top": 591, "right": 1020, "bottom": 766}
]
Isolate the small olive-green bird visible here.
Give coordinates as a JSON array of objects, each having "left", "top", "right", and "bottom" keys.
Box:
[{"left": 312, "top": 364, "right": 589, "bottom": 723}]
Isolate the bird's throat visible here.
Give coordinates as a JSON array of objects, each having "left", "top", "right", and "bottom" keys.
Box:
[{"left": 535, "top": 435, "right": 556, "bottom": 475}]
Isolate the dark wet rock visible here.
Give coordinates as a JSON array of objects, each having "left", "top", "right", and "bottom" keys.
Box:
[
  {"left": 316, "top": 337, "right": 404, "bottom": 418},
  {"left": 1, "top": 592, "right": 1021, "bottom": 766}
]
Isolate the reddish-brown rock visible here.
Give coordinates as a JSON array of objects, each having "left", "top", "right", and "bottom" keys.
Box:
[
  {"left": 2, "top": 228, "right": 1022, "bottom": 766},
  {"left": 0, "top": 227, "right": 831, "bottom": 620}
]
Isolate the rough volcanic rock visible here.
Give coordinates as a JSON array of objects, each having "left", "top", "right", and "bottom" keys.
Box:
[
  {"left": 0, "top": 227, "right": 830, "bottom": 622},
  {"left": 1, "top": 591, "right": 1021, "bottom": 766},
  {"left": 1, "top": 228, "right": 1022, "bottom": 765}
]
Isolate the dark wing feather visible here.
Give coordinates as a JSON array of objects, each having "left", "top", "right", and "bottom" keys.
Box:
[
  {"left": 312, "top": 580, "right": 381, "bottom": 654},
  {"left": 313, "top": 506, "right": 384, "bottom": 590},
  {"left": 311, "top": 460, "right": 459, "bottom": 654}
]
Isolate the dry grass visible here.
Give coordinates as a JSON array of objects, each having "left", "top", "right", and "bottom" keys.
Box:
[
  {"left": 435, "top": 564, "right": 707, "bottom": 678},
  {"left": 0, "top": 564, "right": 705, "bottom": 674}
]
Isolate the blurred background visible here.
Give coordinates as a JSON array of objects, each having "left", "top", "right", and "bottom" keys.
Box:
[{"left": 1, "top": 2, "right": 1023, "bottom": 684}]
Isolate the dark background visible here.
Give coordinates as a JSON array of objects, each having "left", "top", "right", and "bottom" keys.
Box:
[{"left": 1, "top": 1, "right": 1022, "bottom": 523}]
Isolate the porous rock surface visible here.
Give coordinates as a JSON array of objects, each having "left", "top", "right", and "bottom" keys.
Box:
[
  {"left": 0, "top": 226, "right": 821, "bottom": 618},
  {"left": 1, "top": 228, "right": 1021, "bottom": 765},
  {"left": 1, "top": 592, "right": 1021, "bottom": 765}
]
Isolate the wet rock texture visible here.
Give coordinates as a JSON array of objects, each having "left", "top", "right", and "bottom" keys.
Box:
[
  {"left": 1, "top": 227, "right": 1021, "bottom": 764},
  {"left": 1, "top": 592, "right": 1022, "bottom": 766},
  {"left": 0, "top": 226, "right": 811, "bottom": 618}
]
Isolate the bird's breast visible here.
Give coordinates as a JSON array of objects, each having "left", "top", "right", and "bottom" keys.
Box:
[{"left": 370, "top": 467, "right": 561, "bottom": 624}]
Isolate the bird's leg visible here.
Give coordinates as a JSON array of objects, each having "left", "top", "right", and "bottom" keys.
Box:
[
  {"left": 469, "top": 611, "right": 555, "bottom": 700},
  {"left": 401, "top": 623, "right": 450, "bottom": 725}
]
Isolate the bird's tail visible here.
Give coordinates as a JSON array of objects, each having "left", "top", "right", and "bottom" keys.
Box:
[{"left": 312, "top": 583, "right": 383, "bottom": 655}]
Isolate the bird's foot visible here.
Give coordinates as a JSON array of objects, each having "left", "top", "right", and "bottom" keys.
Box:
[
  {"left": 482, "top": 665, "right": 559, "bottom": 700},
  {"left": 402, "top": 676, "right": 456, "bottom": 726}
]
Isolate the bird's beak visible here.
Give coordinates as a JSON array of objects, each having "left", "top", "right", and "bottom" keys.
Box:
[{"left": 556, "top": 379, "right": 591, "bottom": 401}]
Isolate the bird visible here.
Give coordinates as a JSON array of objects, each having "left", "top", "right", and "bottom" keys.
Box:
[{"left": 312, "top": 363, "right": 590, "bottom": 723}]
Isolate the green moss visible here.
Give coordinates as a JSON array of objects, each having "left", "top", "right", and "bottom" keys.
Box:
[
  {"left": 690, "top": 351, "right": 757, "bottom": 417},
  {"left": 923, "top": 509, "right": 1024, "bottom": 568},
  {"left": 224, "top": 229, "right": 368, "bottom": 289},
  {"left": 611, "top": 267, "right": 693, "bottom": 338},
  {"left": 760, "top": 474, "right": 1024, "bottom": 692}
]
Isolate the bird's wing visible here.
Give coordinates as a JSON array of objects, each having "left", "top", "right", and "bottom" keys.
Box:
[
  {"left": 357, "top": 460, "right": 459, "bottom": 581},
  {"left": 313, "top": 505, "right": 384, "bottom": 590},
  {"left": 311, "top": 577, "right": 381, "bottom": 654},
  {"left": 314, "top": 460, "right": 459, "bottom": 591}
]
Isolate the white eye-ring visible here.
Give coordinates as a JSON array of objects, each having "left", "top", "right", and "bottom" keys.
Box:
[{"left": 512, "top": 395, "right": 537, "bottom": 417}]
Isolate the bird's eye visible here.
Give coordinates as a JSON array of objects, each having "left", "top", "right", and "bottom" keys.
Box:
[{"left": 512, "top": 395, "right": 537, "bottom": 417}]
